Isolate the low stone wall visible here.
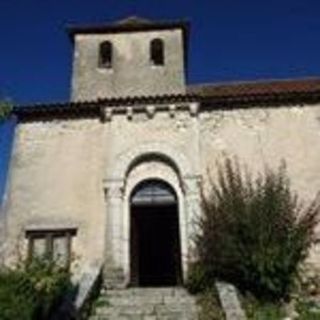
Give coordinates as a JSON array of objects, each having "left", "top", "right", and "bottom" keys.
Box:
[{"left": 215, "top": 281, "right": 247, "bottom": 320}]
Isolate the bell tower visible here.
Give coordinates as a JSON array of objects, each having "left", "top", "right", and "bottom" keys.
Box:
[{"left": 68, "top": 17, "right": 188, "bottom": 101}]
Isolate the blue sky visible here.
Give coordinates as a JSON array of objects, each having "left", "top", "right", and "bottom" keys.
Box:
[{"left": 0, "top": 0, "right": 320, "bottom": 202}]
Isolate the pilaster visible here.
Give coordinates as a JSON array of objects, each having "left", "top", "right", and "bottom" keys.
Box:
[{"left": 103, "top": 179, "right": 126, "bottom": 288}]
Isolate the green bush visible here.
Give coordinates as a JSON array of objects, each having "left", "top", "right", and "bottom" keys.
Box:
[
  {"left": 0, "top": 269, "right": 35, "bottom": 320},
  {"left": 188, "top": 157, "right": 320, "bottom": 301},
  {"left": 0, "top": 100, "right": 12, "bottom": 121},
  {"left": 0, "top": 258, "right": 74, "bottom": 320}
]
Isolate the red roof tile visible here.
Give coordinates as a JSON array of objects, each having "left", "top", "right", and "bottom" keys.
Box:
[
  {"left": 13, "top": 78, "right": 320, "bottom": 122},
  {"left": 187, "top": 78, "right": 320, "bottom": 97}
]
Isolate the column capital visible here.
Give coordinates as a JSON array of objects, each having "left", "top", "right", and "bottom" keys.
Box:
[{"left": 103, "top": 179, "right": 124, "bottom": 199}]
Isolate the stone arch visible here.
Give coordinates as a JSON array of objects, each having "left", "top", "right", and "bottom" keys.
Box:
[
  {"left": 125, "top": 158, "right": 183, "bottom": 206},
  {"left": 121, "top": 156, "right": 188, "bottom": 284},
  {"left": 103, "top": 143, "right": 199, "bottom": 287},
  {"left": 105, "top": 142, "right": 194, "bottom": 184},
  {"left": 130, "top": 178, "right": 177, "bottom": 205}
]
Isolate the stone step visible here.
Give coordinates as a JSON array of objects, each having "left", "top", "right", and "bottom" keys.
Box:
[
  {"left": 98, "top": 293, "right": 195, "bottom": 306},
  {"left": 90, "top": 313, "right": 196, "bottom": 320},
  {"left": 101, "top": 287, "right": 190, "bottom": 298},
  {"left": 90, "top": 311, "right": 197, "bottom": 320},
  {"left": 90, "top": 287, "right": 198, "bottom": 320},
  {"left": 95, "top": 303, "right": 197, "bottom": 315}
]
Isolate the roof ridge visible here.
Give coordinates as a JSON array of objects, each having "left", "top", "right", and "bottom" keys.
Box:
[
  {"left": 115, "top": 16, "right": 153, "bottom": 26},
  {"left": 14, "top": 77, "right": 320, "bottom": 109},
  {"left": 187, "top": 77, "right": 320, "bottom": 89}
]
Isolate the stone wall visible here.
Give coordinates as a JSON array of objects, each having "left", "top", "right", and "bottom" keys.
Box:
[
  {"left": 200, "top": 105, "right": 320, "bottom": 202},
  {"left": 101, "top": 104, "right": 201, "bottom": 283},
  {"left": 3, "top": 102, "right": 320, "bottom": 278},
  {"left": 4, "top": 119, "right": 106, "bottom": 271},
  {"left": 199, "top": 104, "right": 320, "bottom": 267},
  {"left": 71, "top": 29, "right": 186, "bottom": 101}
]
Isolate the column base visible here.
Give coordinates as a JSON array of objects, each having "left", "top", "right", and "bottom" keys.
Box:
[{"left": 103, "top": 266, "right": 126, "bottom": 289}]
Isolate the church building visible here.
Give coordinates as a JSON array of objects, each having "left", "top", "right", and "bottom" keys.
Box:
[{"left": 1, "top": 17, "right": 320, "bottom": 290}]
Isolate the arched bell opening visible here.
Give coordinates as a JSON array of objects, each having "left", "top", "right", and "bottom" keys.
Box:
[{"left": 130, "top": 179, "right": 182, "bottom": 287}]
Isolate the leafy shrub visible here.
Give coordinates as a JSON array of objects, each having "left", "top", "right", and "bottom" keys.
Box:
[
  {"left": 0, "top": 100, "right": 12, "bottom": 121},
  {"left": 0, "top": 258, "right": 75, "bottom": 320},
  {"left": 187, "top": 262, "right": 208, "bottom": 294},
  {"left": 188, "top": 157, "right": 320, "bottom": 301},
  {"left": 0, "top": 268, "right": 35, "bottom": 320}
]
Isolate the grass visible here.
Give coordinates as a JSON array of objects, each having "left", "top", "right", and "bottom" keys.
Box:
[
  {"left": 195, "top": 290, "right": 320, "bottom": 320},
  {"left": 241, "top": 293, "right": 284, "bottom": 320},
  {"left": 93, "top": 298, "right": 110, "bottom": 308},
  {"left": 196, "top": 290, "right": 225, "bottom": 320},
  {"left": 242, "top": 293, "right": 320, "bottom": 320},
  {"left": 245, "top": 301, "right": 284, "bottom": 320},
  {"left": 296, "top": 298, "right": 320, "bottom": 320}
]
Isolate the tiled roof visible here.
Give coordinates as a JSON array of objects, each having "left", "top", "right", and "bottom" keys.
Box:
[
  {"left": 114, "top": 16, "right": 153, "bottom": 26},
  {"left": 13, "top": 94, "right": 198, "bottom": 121},
  {"left": 187, "top": 78, "right": 320, "bottom": 98},
  {"left": 67, "top": 16, "right": 189, "bottom": 39},
  {"left": 13, "top": 78, "right": 320, "bottom": 122}
]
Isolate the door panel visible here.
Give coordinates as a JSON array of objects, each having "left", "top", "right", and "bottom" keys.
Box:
[{"left": 130, "top": 204, "right": 182, "bottom": 287}]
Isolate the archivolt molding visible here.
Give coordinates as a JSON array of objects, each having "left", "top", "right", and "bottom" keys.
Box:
[
  {"left": 102, "top": 143, "right": 201, "bottom": 282},
  {"left": 125, "top": 160, "right": 181, "bottom": 201},
  {"left": 104, "top": 142, "right": 197, "bottom": 186}
]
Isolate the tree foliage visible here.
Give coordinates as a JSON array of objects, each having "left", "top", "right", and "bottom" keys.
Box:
[
  {"left": 0, "top": 100, "right": 12, "bottom": 121},
  {"left": 188, "top": 157, "right": 320, "bottom": 301}
]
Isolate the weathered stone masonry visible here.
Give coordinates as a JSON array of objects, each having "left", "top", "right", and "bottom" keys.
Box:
[{"left": 2, "top": 17, "right": 320, "bottom": 288}]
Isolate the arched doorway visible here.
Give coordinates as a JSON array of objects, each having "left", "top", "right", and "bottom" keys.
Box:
[{"left": 130, "top": 179, "right": 182, "bottom": 287}]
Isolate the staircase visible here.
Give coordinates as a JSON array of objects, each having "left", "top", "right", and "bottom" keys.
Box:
[{"left": 90, "top": 287, "right": 198, "bottom": 320}]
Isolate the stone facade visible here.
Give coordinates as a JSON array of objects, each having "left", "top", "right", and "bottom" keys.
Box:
[
  {"left": 2, "top": 17, "right": 320, "bottom": 288},
  {"left": 71, "top": 28, "right": 186, "bottom": 101}
]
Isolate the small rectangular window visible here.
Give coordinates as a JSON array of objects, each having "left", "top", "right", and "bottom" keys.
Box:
[
  {"left": 32, "top": 237, "right": 47, "bottom": 258},
  {"left": 99, "top": 41, "right": 113, "bottom": 69},
  {"left": 26, "top": 229, "right": 76, "bottom": 268},
  {"left": 150, "top": 38, "right": 165, "bottom": 66}
]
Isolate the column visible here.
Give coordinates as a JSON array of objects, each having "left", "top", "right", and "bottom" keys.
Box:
[
  {"left": 103, "top": 180, "right": 126, "bottom": 288},
  {"left": 183, "top": 175, "right": 202, "bottom": 278}
]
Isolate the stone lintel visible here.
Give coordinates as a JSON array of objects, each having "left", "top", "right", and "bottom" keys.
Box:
[{"left": 25, "top": 224, "right": 78, "bottom": 232}]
